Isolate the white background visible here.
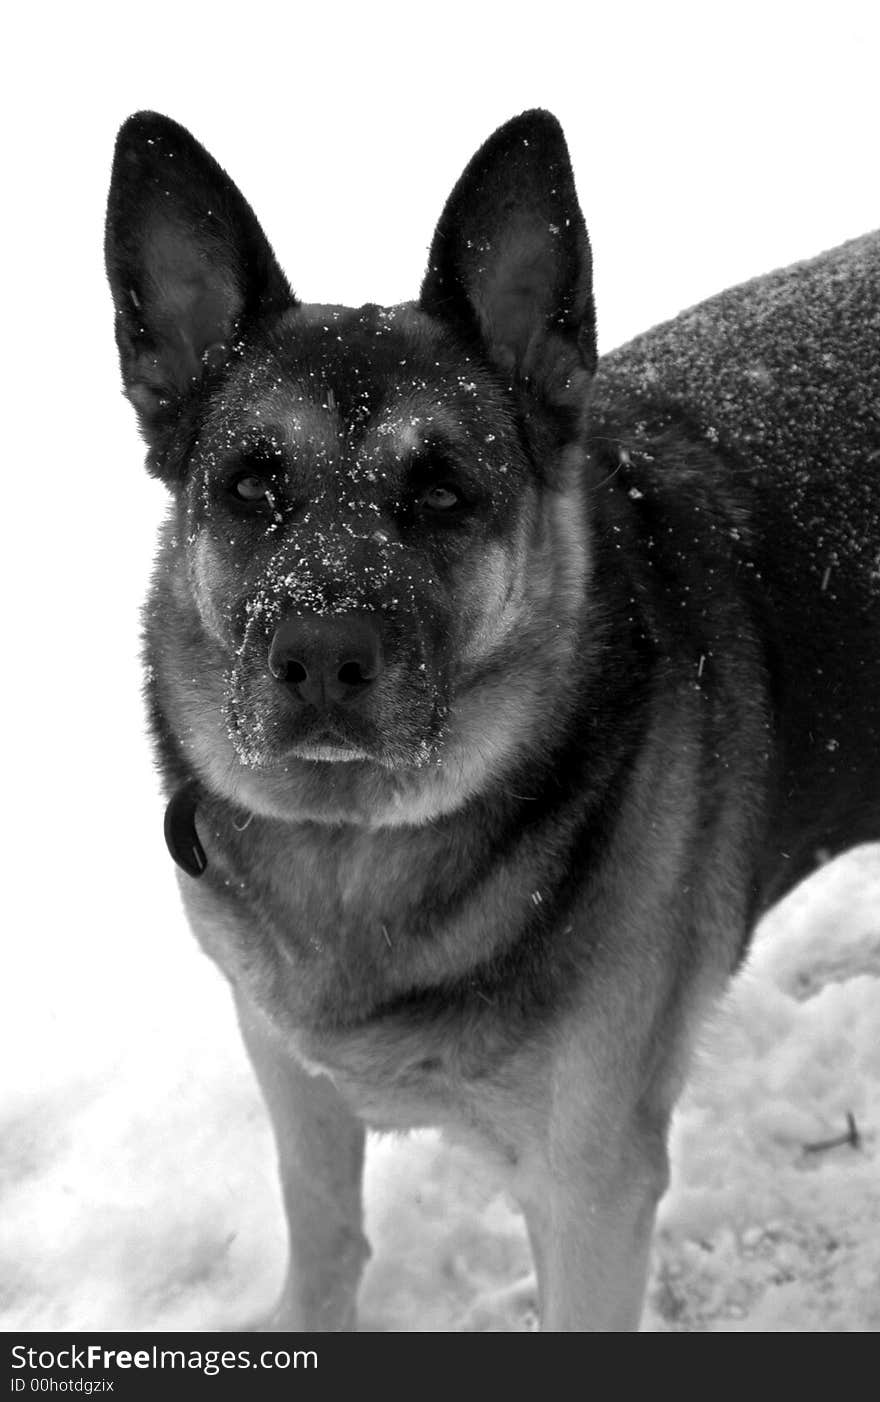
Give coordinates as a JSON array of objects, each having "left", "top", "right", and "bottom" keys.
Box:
[{"left": 2, "top": 0, "right": 878, "bottom": 1332}]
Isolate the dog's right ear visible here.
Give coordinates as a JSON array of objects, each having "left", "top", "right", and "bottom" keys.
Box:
[{"left": 105, "top": 112, "right": 293, "bottom": 466}]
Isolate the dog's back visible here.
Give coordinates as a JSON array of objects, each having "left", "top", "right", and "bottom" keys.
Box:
[{"left": 594, "top": 232, "right": 880, "bottom": 904}]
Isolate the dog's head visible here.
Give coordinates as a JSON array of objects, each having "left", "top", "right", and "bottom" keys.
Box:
[{"left": 106, "top": 111, "right": 598, "bottom": 825}]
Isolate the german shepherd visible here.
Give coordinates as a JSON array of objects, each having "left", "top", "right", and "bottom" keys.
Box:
[{"left": 105, "top": 109, "right": 880, "bottom": 1332}]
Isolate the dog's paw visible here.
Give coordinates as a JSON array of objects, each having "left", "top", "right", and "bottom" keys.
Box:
[
  {"left": 459, "top": 1273, "right": 539, "bottom": 1332},
  {"left": 236, "top": 1293, "right": 358, "bottom": 1334}
]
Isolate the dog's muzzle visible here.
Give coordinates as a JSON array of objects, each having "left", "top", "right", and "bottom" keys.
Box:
[{"left": 267, "top": 613, "right": 384, "bottom": 709}]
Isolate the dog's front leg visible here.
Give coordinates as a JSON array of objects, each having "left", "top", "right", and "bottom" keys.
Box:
[
  {"left": 522, "top": 1123, "right": 667, "bottom": 1331},
  {"left": 237, "top": 1001, "right": 370, "bottom": 1332},
  {"left": 518, "top": 1052, "right": 672, "bottom": 1332}
]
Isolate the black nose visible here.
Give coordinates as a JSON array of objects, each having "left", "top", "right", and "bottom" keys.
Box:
[{"left": 268, "top": 614, "right": 383, "bottom": 707}]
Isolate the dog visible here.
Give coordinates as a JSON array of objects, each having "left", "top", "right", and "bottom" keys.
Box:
[{"left": 105, "top": 108, "right": 880, "bottom": 1331}]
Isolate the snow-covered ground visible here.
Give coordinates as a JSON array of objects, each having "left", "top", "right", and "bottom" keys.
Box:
[{"left": 3, "top": 0, "right": 878, "bottom": 1338}]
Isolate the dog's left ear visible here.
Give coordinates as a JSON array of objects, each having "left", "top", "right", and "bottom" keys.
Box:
[{"left": 420, "top": 110, "right": 596, "bottom": 404}]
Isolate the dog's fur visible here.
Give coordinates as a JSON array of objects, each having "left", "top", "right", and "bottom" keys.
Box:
[{"left": 105, "top": 109, "right": 880, "bottom": 1331}]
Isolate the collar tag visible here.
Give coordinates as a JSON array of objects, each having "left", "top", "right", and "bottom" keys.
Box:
[{"left": 164, "top": 782, "right": 207, "bottom": 878}]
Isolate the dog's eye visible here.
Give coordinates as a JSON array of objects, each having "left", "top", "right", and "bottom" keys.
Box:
[
  {"left": 419, "top": 484, "right": 462, "bottom": 512},
  {"left": 229, "top": 472, "right": 272, "bottom": 505}
]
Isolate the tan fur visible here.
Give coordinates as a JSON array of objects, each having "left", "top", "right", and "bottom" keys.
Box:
[{"left": 179, "top": 678, "right": 743, "bottom": 1330}]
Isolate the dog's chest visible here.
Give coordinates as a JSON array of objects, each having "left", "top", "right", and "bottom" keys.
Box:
[
  {"left": 180, "top": 811, "right": 549, "bottom": 1125},
  {"left": 189, "top": 874, "right": 530, "bottom": 1134}
]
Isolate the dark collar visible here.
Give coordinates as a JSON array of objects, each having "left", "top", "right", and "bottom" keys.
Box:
[{"left": 164, "top": 780, "right": 207, "bottom": 878}]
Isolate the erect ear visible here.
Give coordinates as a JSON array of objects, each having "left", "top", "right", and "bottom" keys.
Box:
[
  {"left": 420, "top": 110, "right": 596, "bottom": 405},
  {"left": 105, "top": 112, "right": 293, "bottom": 452}
]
